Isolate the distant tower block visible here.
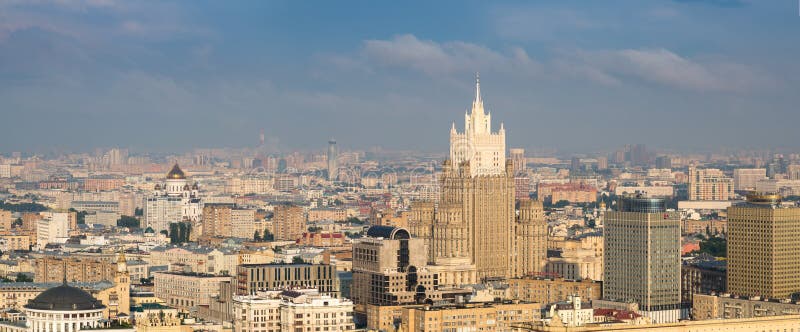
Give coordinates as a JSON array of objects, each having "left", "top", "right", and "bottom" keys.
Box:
[
  {"left": 259, "top": 129, "right": 265, "bottom": 146},
  {"left": 510, "top": 148, "right": 525, "bottom": 173},
  {"left": 328, "top": 139, "right": 338, "bottom": 181}
]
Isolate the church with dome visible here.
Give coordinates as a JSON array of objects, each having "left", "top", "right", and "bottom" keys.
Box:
[{"left": 144, "top": 163, "right": 203, "bottom": 234}]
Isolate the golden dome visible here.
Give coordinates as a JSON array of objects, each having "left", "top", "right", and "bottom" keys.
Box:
[{"left": 166, "top": 163, "right": 186, "bottom": 179}]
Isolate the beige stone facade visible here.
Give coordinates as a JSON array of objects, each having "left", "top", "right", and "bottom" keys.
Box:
[
  {"left": 153, "top": 272, "right": 231, "bottom": 313},
  {"left": 545, "top": 235, "right": 603, "bottom": 281},
  {"left": 692, "top": 294, "right": 800, "bottom": 320},
  {"left": 516, "top": 314, "right": 800, "bottom": 331},
  {"left": 401, "top": 301, "right": 542, "bottom": 332},
  {"left": 508, "top": 278, "right": 602, "bottom": 304},
  {"left": 515, "top": 199, "right": 548, "bottom": 277},
  {"left": 0, "top": 235, "right": 30, "bottom": 252}
]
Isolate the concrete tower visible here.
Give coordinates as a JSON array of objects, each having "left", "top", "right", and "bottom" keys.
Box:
[{"left": 327, "top": 139, "right": 338, "bottom": 181}]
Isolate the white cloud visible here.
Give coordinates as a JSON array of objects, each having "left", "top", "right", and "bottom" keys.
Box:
[
  {"left": 567, "top": 48, "right": 775, "bottom": 92},
  {"left": 360, "top": 34, "right": 540, "bottom": 76},
  {"left": 339, "top": 34, "right": 772, "bottom": 93}
]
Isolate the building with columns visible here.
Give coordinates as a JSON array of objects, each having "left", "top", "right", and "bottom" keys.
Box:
[{"left": 1, "top": 281, "right": 131, "bottom": 332}]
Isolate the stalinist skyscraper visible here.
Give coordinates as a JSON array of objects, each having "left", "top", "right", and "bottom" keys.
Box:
[{"left": 411, "top": 75, "right": 533, "bottom": 283}]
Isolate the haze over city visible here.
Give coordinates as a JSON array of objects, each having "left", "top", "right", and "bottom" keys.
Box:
[
  {"left": 2, "top": 0, "right": 800, "bottom": 153},
  {"left": 4, "top": 2, "right": 800, "bottom": 332}
]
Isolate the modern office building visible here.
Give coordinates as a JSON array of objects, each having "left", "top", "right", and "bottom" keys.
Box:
[
  {"left": 727, "top": 193, "right": 800, "bottom": 299},
  {"left": 351, "top": 226, "right": 442, "bottom": 305},
  {"left": 603, "top": 194, "right": 682, "bottom": 323},
  {"left": 234, "top": 263, "right": 339, "bottom": 297}
]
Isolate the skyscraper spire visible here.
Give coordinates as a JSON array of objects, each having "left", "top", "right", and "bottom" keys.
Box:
[{"left": 475, "top": 72, "right": 481, "bottom": 105}]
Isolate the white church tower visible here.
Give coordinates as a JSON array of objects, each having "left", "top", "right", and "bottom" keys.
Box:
[{"left": 449, "top": 74, "right": 506, "bottom": 177}]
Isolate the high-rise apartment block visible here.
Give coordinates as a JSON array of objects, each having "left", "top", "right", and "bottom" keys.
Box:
[
  {"left": 510, "top": 148, "right": 526, "bottom": 173},
  {"left": 727, "top": 193, "right": 800, "bottom": 299},
  {"left": 688, "top": 166, "right": 734, "bottom": 201},
  {"left": 202, "top": 204, "right": 256, "bottom": 239},
  {"left": 655, "top": 155, "right": 672, "bottom": 169},
  {"left": 604, "top": 194, "right": 681, "bottom": 323},
  {"left": 733, "top": 168, "right": 767, "bottom": 191},
  {"left": 272, "top": 204, "right": 306, "bottom": 241}
]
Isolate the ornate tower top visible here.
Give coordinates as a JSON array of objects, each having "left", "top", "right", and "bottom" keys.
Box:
[{"left": 449, "top": 75, "right": 507, "bottom": 177}]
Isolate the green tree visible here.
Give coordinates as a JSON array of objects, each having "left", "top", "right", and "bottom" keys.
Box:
[
  {"left": 69, "top": 208, "right": 88, "bottom": 225},
  {"left": 117, "top": 215, "right": 140, "bottom": 228},
  {"left": 263, "top": 229, "right": 274, "bottom": 241},
  {"left": 169, "top": 223, "right": 180, "bottom": 244},
  {"left": 253, "top": 230, "right": 261, "bottom": 241},
  {"left": 15, "top": 273, "right": 32, "bottom": 282},
  {"left": 0, "top": 201, "right": 47, "bottom": 212},
  {"left": 292, "top": 256, "right": 305, "bottom": 264},
  {"left": 307, "top": 226, "right": 322, "bottom": 232},
  {"left": 697, "top": 236, "right": 727, "bottom": 257},
  {"left": 346, "top": 217, "right": 365, "bottom": 225},
  {"left": 134, "top": 207, "right": 144, "bottom": 216},
  {"left": 553, "top": 200, "right": 570, "bottom": 208}
]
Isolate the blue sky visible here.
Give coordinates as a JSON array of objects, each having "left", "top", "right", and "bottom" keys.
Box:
[{"left": 1, "top": 0, "right": 799, "bottom": 153}]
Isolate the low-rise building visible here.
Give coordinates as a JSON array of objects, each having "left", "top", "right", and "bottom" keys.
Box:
[
  {"left": 233, "top": 289, "right": 355, "bottom": 332},
  {"left": 401, "top": 301, "right": 542, "bottom": 332},
  {"left": 692, "top": 293, "right": 800, "bottom": 320},
  {"left": 508, "top": 277, "right": 602, "bottom": 304},
  {"left": 153, "top": 272, "right": 231, "bottom": 314}
]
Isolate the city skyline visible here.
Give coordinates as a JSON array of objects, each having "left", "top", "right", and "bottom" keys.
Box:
[{"left": 1, "top": 1, "right": 800, "bottom": 153}]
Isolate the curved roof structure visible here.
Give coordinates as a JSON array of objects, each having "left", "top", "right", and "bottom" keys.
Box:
[
  {"left": 365, "top": 225, "right": 410, "bottom": 240},
  {"left": 25, "top": 284, "right": 105, "bottom": 311},
  {"left": 166, "top": 163, "right": 186, "bottom": 180}
]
